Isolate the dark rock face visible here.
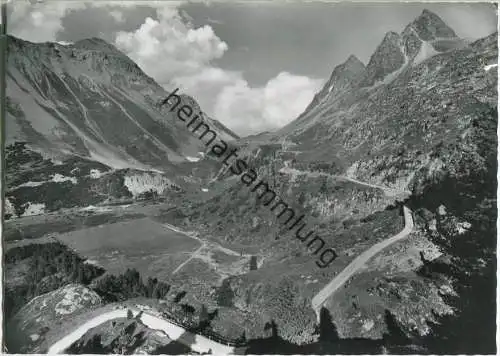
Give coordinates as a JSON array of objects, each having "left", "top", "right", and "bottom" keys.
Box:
[
  {"left": 321, "top": 55, "right": 366, "bottom": 97},
  {"left": 411, "top": 9, "right": 457, "bottom": 41},
  {"left": 360, "top": 31, "right": 406, "bottom": 87},
  {"left": 401, "top": 26, "right": 423, "bottom": 59},
  {"left": 401, "top": 9, "right": 460, "bottom": 61},
  {"left": 299, "top": 55, "right": 365, "bottom": 118}
]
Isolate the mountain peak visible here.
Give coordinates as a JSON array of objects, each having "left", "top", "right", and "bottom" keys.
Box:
[
  {"left": 291, "top": 54, "right": 366, "bottom": 119},
  {"left": 401, "top": 9, "right": 459, "bottom": 59},
  {"left": 359, "top": 31, "right": 405, "bottom": 87},
  {"left": 383, "top": 31, "right": 402, "bottom": 42},
  {"left": 410, "top": 9, "right": 457, "bottom": 41},
  {"left": 73, "top": 37, "right": 121, "bottom": 54},
  {"left": 421, "top": 8, "right": 435, "bottom": 16},
  {"left": 344, "top": 55, "right": 365, "bottom": 69},
  {"left": 77, "top": 37, "right": 108, "bottom": 44},
  {"left": 323, "top": 55, "right": 365, "bottom": 91}
]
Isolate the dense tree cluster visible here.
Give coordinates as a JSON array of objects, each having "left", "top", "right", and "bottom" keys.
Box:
[
  {"left": 4, "top": 243, "right": 105, "bottom": 319},
  {"left": 93, "top": 269, "right": 171, "bottom": 303},
  {"left": 216, "top": 278, "right": 234, "bottom": 307},
  {"left": 137, "top": 189, "right": 159, "bottom": 201},
  {"left": 249, "top": 256, "right": 258, "bottom": 271}
]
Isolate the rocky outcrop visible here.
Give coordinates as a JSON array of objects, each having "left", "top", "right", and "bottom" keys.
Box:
[{"left": 8, "top": 284, "right": 102, "bottom": 353}]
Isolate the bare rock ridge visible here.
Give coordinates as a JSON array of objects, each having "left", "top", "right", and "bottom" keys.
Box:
[
  {"left": 360, "top": 9, "right": 460, "bottom": 87},
  {"left": 319, "top": 54, "right": 366, "bottom": 97},
  {"left": 72, "top": 37, "right": 124, "bottom": 53},
  {"left": 301, "top": 55, "right": 365, "bottom": 116},
  {"left": 274, "top": 8, "right": 496, "bottom": 195},
  {"left": 360, "top": 31, "right": 406, "bottom": 87},
  {"left": 409, "top": 8, "right": 457, "bottom": 41},
  {"left": 283, "top": 9, "right": 474, "bottom": 134},
  {"left": 6, "top": 35, "right": 237, "bottom": 172}
]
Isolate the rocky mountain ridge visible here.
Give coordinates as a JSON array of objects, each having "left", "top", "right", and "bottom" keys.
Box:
[
  {"left": 272, "top": 9, "right": 496, "bottom": 195},
  {"left": 4, "top": 8, "right": 497, "bottom": 353},
  {"left": 159, "top": 9, "right": 497, "bottom": 345},
  {"left": 6, "top": 35, "right": 237, "bottom": 173}
]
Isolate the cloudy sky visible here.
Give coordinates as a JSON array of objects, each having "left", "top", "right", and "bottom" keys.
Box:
[{"left": 8, "top": 1, "right": 497, "bottom": 136}]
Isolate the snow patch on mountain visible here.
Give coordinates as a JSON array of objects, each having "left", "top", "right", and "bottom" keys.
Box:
[
  {"left": 186, "top": 156, "right": 201, "bottom": 162},
  {"left": 485, "top": 63, "right": 498, "bottom": 71},
  {"left": 124, "top": 173, "right": 178, "bottom": 197},
  {"left": 414, "top": 40, "right": 439, "bottom": 65},
  {"left": 89, "top": 169, "right": 105, "bottom": 179},
  {"left": 22, "top": 203, "right": 46, "bottom": 217},
  {"left": 17, "top": 181, "right": 45, "bottom": 188},
  {"left": 52, "top": 174, "right": 77, "bottom": 184}
]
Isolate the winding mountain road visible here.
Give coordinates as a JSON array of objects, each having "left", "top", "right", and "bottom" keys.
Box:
[
  {"left": 278, "top": 167, "right": 411, "bottom": 198},
  {"left": 279, "top": 165, "right": 414, "bottom": 314},
  {"left": 47, "top": 307, "right": 235, "bottom": 354},
  {"left": 47, "top": 170, "right": 413, "bottom": 352},
  {"left": 311, "top": 205, "right": 414, "bottom": 315},
  {"left": 340, "top": 176, "right": 411, "bottom": 197}
]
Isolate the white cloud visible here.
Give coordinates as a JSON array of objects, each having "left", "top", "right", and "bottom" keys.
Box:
[
  {"left": 214, "top": 72, "right": 323, "bottom": 135},
  {"left": 115, "top": 7, "right": 228, "bottom": 85},
  {"left": 8, "top": 0, "right": 181, "bottom": 42},
  {"left": 9, "top": 0, "right": 322, "bottom": 136},
  {"left": 171, "top": 67, "right": 322, "bottom": 135},
  {"left": 110, "top": 10, "right": 125, "bottom": 23},
  {"left": 115, "top": 7, "right": 322, "bottom": 135},
  {"left": 9, "top": 1, "right": 86, "bottom": 42}
]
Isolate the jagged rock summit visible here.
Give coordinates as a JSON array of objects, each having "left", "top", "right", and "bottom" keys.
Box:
[
  {"left": 409, "top": 9, "right": 457, "bottom": 41},
  {"left": 300, "top": 54, "right": 365, "bottom": 116},
  {"left": 360, "top": 9, "right": 463, "bottom": 87},
  {"left": 273, "top": 9, "right": 496, "bottom": 193},
  {"left": 289, "top": 8, "right": 469, "bottom": 127},
  {"left": 323, "top": 54, "right": 366, "bottom": 94},
  {"left": 360, "top": 31, "right": 406, "bottom": 87}
]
